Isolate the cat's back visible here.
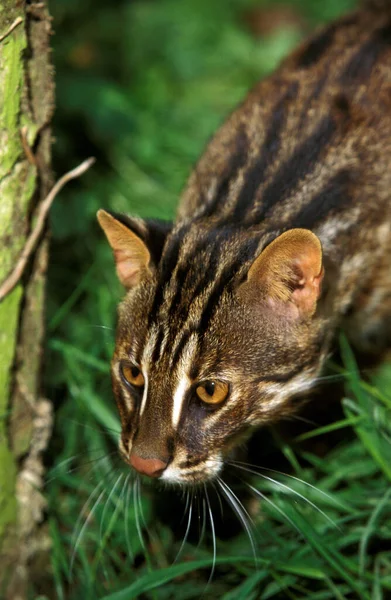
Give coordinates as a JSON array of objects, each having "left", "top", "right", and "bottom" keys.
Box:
[{"left": 178, "top": 3, "right": 391, "bottom": 230}]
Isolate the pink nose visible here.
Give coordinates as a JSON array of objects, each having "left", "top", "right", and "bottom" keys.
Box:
[{"left": 129, "top": 453, "right": 168, "bottom": 478}]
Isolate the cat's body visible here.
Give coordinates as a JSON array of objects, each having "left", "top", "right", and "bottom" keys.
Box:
[{"left": 98, "top": 1, "right": 391, "bottom": 485}]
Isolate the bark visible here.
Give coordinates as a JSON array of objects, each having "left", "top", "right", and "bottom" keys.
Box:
[{"left": 0, "top": 1, "right": 54, "bottom": 597}]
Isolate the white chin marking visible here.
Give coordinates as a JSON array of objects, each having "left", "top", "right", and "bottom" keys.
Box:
[{"left": 161, "top": 455, "right": 223, "bottom": 485}]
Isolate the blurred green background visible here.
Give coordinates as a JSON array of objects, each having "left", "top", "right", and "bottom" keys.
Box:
[{"left": 44, "top": 0, "right": 391, "bottom": 598}]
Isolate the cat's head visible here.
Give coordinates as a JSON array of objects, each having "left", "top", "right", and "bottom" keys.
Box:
[{"left": 98, "top": 210, "right": 325, "bottom": 485}]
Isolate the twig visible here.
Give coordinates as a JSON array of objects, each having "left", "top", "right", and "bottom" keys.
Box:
[
  {"left": 20, "top": 126, "right": 37, "bottom": 166},
  {"left": 0, "top": 157, "right": 95, "bottom": 302},
  {"left": 0, "top": 17, "right": 23, "bottom": 43}
]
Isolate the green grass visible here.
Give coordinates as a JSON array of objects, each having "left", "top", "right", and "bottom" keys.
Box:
[
  {"left": 45, "top": 345, "right": 391, "bottom": 599},
  {"left": 43, "top": 0, "right": 391, "bottom": 598}
]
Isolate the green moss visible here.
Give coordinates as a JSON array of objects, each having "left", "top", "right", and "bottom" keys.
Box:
[
  {"left": 0, "top": 162, "right": 36, "bottom": 278},
  {"left": 0, "top": 286, "right": 21, "bottom": 542},
  {"left": 0, "top": 286, "right": 22, "bottom": 430},
  {"left": 0, "top": 11, "right": 35, "bottom": 281},
  {"left": 0, "top": 445, "right": 17, "bottom": 541},
  {"left": 0, "top": 3, "right": 48, "bottom": 587},
  {"left": 0, "top": 26, "right": 26, "bottom": 179}
]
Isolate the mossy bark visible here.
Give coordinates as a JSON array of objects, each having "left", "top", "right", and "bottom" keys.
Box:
[{"left": 0, "top": 1, "right": 54, "bottom": 596}]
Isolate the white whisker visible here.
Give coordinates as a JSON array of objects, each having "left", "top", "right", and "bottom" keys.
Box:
[
  {"left": 174, "top": 489, "right": 193, "bottom": 564},
  {"left": 198, "top": 496, "right": 207, "bottom": 548},
  {"left": 99, "top": 473, "right": 124, "bottom": 541},
  {"left": 217, "top": 477, "right": 257, "bottom": 565},
  {"left": 246, "top": 482, "right": 301, "bottom": 534},
  {"left": 211, "top": 481, "right": 224, "bottom": 520},
  {"left": 45, "top": 450, "right": 118, "bottom": 486},
  {"left": 124, "top": 475, "right": 135, "bottom": 561},
  {"left": 229, "top": 460, "right": 342, "bottom": 508},
  {"left": 204, "top": 484, "right": 217, "bottom": 585},
  {"left": 133, "top": 477, "right": 146, "bottom": 553},
  {"left": 70, "top": 482, "right": 107, "bottom": 576},
  {"left": 229, "top": 462, "right": 339, "bottom": 529}
]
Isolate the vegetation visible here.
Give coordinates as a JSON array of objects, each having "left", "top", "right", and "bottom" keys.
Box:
[{"left": 45, "top": 0, "right": 390, "bottom": 598}]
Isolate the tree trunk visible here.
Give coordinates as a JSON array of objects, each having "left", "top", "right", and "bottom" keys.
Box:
[{"left": 0, "top": 1, "right": 54, "bottom": 597}]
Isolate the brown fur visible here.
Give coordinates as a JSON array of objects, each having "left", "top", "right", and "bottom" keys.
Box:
[{"left": 98, "top": 1, "right": 391, "bottom": 485}]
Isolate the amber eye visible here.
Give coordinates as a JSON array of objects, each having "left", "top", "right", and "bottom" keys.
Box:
[
  {"left": 120, "top": 362, "right": 145, "bottom": 387},
  {"left": 195, "top": 380, "right": 229, "bottom": 405}
]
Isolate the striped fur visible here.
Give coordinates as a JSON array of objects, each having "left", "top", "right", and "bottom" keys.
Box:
[{"left": 102, "top": 2, "right": 391, "bottom": 484}]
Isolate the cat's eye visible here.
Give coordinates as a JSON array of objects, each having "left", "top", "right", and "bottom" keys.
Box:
[
  {"left": 196, "top": 380, "right": 229, "bottom": 405},
  {"left": 120, "top": 362, "right": 145, "bottom": 387}
]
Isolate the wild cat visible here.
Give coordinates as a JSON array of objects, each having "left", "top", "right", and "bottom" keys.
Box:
[{"left": 97, "top": 0, "right": 391, "bottom": 486}]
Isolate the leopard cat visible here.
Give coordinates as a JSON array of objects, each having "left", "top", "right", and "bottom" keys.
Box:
[{"left": 98, "top": 0, "right": 391, "bottom": 486}]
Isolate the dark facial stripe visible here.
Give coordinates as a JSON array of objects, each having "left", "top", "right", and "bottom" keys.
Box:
[
  {"left": 186, "top": 227, "right": 240, "bottom": 299},
  {"left": 165, "top": 264, "right": 189, "bottom": 320},
  {"left": 249, "top": 114, "right": 337, "bottom": 224},
  {"left": 167, "top": 227, "right": 239, "bottom": 323},
  {"left": 198, "top": 237, "right": 260, "bottom": 334},
  {"left": 290, "top": 168, "right": 353, "bottom": 229},
  {"left": 151, "top": 328, "right": 165, "bottom": 364},
  {"left": 149, "top": 225, "right": 188, "bottom": 325},
  {"left": 199, "top": 126, "right": 249, "bottom": 218},
  {"left": 255, "top": 360, "right": 315, "bottom": 384},
  {"left": 339, "top": 21, "right": 391, "bottom": 84},
  {"left": 161, "top": 237, "right": 216, "bottom": 325},
  {"left": 230, "top": 81, "right": 299, "bottom": 223},
  {"left": 170, "top": 328, "right": 194, "bottom": 370},
  {"left": 197, "top": 269, "right": 232, "bottom": 335}
]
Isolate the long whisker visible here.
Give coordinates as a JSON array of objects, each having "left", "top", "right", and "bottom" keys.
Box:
[
  {"left": 50, "top": 448, "right": 108, "bottom": 471},
  {"left": 133, "top": 476, "right": 146, "bottom": 553},
  {"left": 217, "top": 477, "right": 257, "bottom": 565},
  {"left": 71, "top": 479, "right": 104, "bottom": 550},
  {"left": 182, "top": 488, "right": 190, "bottom": 519},
  {"left": 46, "top": 450, "right": 113, "bottom": 484},
  {"left": 229, "top": 462, "right": 339, "bottom": 530},
  {"left": 283, "top": 413, "right": 319, "bottom": 426},
  {"left": 312, "top": 373, "right": 348, "bottom": 384},
  {"left": 100, "top": 473, "right": 124, "bottom": 541},
  {"left": 198, "top": 496, "right": 207, "bottom": 548},
  {"left": 89, "top": 325, "right": 114, "bottom": 331},
  {"left": 174, "top": 489, "right": 194, "bottom": 564},
  {"left": 94, "top": 474, "right": 128, "bottom": 580},
  {"left": 60, "top": 417, "right": 121, "bottom": 436},
  {"left": 70, "top": 481, "right": 107, "bottom": 576},
  {"left": 211, "top": 480, "right": 224, "bottom": 520},
  {"left": 245, "top": 481, "right": 301, "bottom": 534},
  {"left": 204, "top": 484, "right": 217, "bottom": 585},
  {"left": 124, "top": 475, "right": 135, "bottom": 561},
  {"left": 46, "top": 450, "right": 119, "bottom": 487},
  {"left": 229, "top": 459, "right": 342, "bottom": 507}
]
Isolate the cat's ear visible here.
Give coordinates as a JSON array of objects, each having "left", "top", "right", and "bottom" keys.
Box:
[
  {"left": 97, "top": 209, "right": 172, "bottom": 288},
  {"left": 240, "top": 229, "right": 324, "bottom": 318}
]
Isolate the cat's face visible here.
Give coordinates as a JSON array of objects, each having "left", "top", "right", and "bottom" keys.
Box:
[{"left": 98, "top": 211, "right": 325, "bottom": 485}]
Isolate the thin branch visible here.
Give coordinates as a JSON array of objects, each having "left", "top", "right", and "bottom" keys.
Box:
[
  {"left": 0, "top": 17, "right": 23, "bottom": 43},
  {"left": 0, "top": 157, "right": 96, "bottom": 302},
  {"left": 20, "top": 126, "right": 37, "bottom": 166}
]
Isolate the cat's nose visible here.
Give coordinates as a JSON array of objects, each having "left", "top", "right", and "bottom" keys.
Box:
[{"left": 129, "top": 453, "right": 168, "bottom": 478}]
